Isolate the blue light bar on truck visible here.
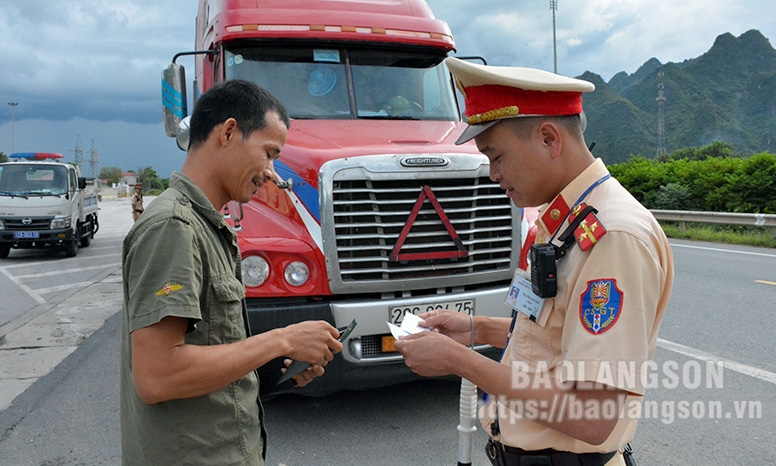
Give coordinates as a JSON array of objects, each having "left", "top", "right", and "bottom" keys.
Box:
[{"left": 9, "top": 152, "right": 64, "bottom": 160}]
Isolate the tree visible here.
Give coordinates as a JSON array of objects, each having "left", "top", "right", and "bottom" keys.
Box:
[
  {"left": 0, "top": 152, "right": 8, "bottom": 163},
  {"left": 657, "top": 141, "right": 738, "bottom": 162},
  {"left": 136, "top": 166, "right": 163, "bottom": 192},
  {"left": 99, "top": 166, "right": 123, "bottom": 186},
  {"left": 645, "top": 183, "right": 692, "bottom": 210}
]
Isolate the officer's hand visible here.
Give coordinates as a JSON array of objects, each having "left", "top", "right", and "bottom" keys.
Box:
[
  {"left": 394, "top": 331, "right": 459, "bottom": 377},
  {"left": 417, "top": 310, "right": 473, "bottom": 346}
]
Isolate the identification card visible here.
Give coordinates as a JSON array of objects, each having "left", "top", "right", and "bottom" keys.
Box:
[{"left": 505, "top": 272, "right": 545, "bottom": 322}]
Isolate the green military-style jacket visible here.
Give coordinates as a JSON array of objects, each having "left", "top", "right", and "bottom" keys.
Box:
[{"left": 120, "top": 172, "right": 266, "bottom": 465}]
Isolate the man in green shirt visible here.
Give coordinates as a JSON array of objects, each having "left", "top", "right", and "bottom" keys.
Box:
[{"left": 120, "top": 80, "right": 343, "bottom": 465}]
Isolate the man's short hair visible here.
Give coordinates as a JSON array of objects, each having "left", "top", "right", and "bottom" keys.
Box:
[
  {"left": 188, "top": 80, "right": 290, "bottom": 150},
  {"left": 503, "top": 114, "right": 585, "bottom": 141}
]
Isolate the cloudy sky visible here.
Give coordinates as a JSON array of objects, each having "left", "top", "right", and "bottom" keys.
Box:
[{"left": 1, "top": 0, "right": 774, "bottom": 178}]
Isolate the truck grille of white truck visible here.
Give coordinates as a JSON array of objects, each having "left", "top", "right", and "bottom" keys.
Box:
[{"left": 2, "top": 216, "right": 52, "bottom": 230}]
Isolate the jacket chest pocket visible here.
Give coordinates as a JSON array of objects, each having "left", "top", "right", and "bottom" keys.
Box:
[
  {"left": 210, "top": 273, "right": 247, "bottom": 344},
  {"left": 512, "top": 299, "right": 560, "bottom": 366}
]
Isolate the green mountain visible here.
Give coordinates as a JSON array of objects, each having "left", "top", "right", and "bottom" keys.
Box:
[{"left": 581, "top": 29, "right": 776, "bottom": 163}]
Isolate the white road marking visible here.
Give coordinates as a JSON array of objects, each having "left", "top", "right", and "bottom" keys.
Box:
[
  {"left": 670, "top": 242, "right": 776, "bottom": 258},
  {"left": 658, "top": 338, "right": 776, "bottom": 385}
]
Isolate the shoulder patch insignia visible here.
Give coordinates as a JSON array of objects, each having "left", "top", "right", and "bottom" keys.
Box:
[
  {"left": 156, "top": 283, "right": 183, "bottom": 296},
  {"left": 579, "top": 279, "right": 623, "bottom": 335},
  {"left": 541, "top": 194, "right": 570, "bottom": 235},
  {"left": 570, "top": 204, "right": 606, "bottom": 251}
]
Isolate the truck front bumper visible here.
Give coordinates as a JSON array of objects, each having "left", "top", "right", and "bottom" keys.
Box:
[
  {"left": 246, "top": 284, "right": 510, "bottom": 397},
  {"left": 0, "top": 227, "right": 74, "bottom": 247}
]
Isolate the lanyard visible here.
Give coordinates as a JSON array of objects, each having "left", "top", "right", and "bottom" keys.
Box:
[{"left": 499, "top": 310, "right": 519, "bottom": 363}]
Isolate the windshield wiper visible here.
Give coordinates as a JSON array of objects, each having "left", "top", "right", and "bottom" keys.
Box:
[
  {"left": 28, "top": 191, "right": 63, "bottom": 197},
  {"left": 0, "top": 192, "right": 29, "bottom": 199},
  {"left": 357, "top": 115, "right": 421, "bottom": 120}
]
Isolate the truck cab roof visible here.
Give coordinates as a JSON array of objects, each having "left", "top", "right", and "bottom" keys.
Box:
[{"left": 200, "top": 0, "right": 455, "bottom": 51}]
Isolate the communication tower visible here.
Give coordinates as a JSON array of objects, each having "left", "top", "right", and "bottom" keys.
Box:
[
  {"left": 87, "top": 139, "right": 99, "bottom": 178},
  {"left": 73, "top": 135, "right": 84, "bottom": 166},
  {"left": 656, "top": 70, "right": 667, "bottom": 156}
]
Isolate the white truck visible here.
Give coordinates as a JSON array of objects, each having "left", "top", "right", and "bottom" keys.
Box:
[{"left": 0, "top": 152, "right": 99, "bottom": 258}]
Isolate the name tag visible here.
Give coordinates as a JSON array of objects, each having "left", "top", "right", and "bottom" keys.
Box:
[{"left": 505, "top": 272, "right": 545, "bottom": 322}]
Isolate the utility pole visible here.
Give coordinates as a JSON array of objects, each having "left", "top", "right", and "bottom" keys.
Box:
[
  {"left": 88, "top": 139, "right": 99, "bottom": 178},
  {"left": 550, "top": 0, "right": 558, "bottom": 73},
  {"left": 656, "top": 70, "right": 667, "bottom": 156},
  {"left": 74, "top": 134, "right": 84, "bottom": 166},
  {"left": 7, "top": 102, "right": 18, "bottom": 152}
]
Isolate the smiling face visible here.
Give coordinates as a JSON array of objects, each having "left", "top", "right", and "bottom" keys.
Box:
[{"left": 225, "top": 111, "right": 289, "bottom": 204}]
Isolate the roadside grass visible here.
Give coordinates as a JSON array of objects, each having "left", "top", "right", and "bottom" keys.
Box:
[{"left": 660, "top": 222, "right": 776, "bottom": 249}]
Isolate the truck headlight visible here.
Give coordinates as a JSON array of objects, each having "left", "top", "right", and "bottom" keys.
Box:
[
  {"left": 0, "top": 219, "right": 4, "bottom": 230},
  {"left": 50, "top": 216, "right": 71, "bottom": 229},
  {"left": 241, "top": 255, "right": 269, "bottom": 288},
  {"left": 284, "top": 261, "right": 309, "bottom": 287}
]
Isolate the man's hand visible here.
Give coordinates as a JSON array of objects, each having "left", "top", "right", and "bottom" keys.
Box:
[
  {"left": 283, "top": 321, "right": 343, "bottom": 366},
  {"left": 131, "top": 318, "right": 343, "bottom": 404},
  {"left": 281, "top": 359, "right": 325, "bottom": 387}
]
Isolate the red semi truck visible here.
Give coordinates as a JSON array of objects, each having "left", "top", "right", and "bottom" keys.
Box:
[{"left": 162, "top": 0, "right": 529, "bottom": 395}]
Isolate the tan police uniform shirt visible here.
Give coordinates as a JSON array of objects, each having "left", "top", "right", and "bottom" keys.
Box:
[
  {"left": 131, "top": 191, "right": 143, "bottom": 221},
  {"left": 483, "top": 158, "right": 674, "bottom": 455}
]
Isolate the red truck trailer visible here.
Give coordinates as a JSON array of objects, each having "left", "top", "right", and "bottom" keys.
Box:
[{"left": 162, "top": 0, "right": 530, "bottom": 396}]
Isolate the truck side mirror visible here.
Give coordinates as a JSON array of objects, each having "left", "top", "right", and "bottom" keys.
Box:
[
  {"left": 162, "top": 63, "right": 189, "bottom": 144},
  {"left": 78, "top": 177, "right": 87, "bottom": 190}
]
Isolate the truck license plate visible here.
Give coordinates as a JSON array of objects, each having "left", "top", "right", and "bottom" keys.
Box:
[
  {"left": 13, "top": 231, "right": 39, "bottom": 239},
  {"left": 388, "top": 299, "right": 474, "bottom": 325}
]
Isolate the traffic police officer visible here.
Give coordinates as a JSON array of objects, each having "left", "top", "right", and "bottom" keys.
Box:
[
  {"left": 395, "top": 58, "right": 674, "bottom": 466},
  {"left": 131, "top": 183, "right": 143, "bottom": 221}
]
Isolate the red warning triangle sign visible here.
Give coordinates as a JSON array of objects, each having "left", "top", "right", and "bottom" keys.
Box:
[{"left": 389, "top": 185, "right": 469, "bottom": 262}]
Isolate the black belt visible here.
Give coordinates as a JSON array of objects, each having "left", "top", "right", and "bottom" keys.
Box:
[{"left": 500, "top": 445, "right": 616, "bottom": 466}]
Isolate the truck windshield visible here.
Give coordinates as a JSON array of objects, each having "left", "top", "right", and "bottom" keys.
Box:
[
  {"left": 0, "top": 165, "right": 68, "bottom": 196},
  {"left": 224, "top": 46, "right": 459, "bottom": 121}
]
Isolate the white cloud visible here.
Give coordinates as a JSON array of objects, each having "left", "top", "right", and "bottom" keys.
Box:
[
  {"left": 429, "top": 0, "right": 776, "bottom": 79},
  {"left": 2, "top": 0, "right": 776, "bottom": 176}
]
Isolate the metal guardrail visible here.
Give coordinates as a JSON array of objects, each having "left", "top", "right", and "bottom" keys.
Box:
[{"left": 651, "top": 210, "right": 776, "bottom": 236}]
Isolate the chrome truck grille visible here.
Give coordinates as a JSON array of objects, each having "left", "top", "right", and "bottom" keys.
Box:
[
  {"left": 320, "top": 154, "right": 520, "bottom": 294},
  {"left": 2, "top": 217, "right": 53, "bottom": 230}
]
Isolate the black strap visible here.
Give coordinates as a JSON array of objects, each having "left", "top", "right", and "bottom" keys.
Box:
[{"left": 554, "top": 205, "right": 598, "bottom": 259}]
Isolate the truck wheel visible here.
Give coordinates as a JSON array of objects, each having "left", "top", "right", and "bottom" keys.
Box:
[
  {"left": 64, "top": 238, "right": 78, "bottom": 257},
  {"left": 80, "top": 220, "right": 92, "bottom": 247},
  {"left": 0, "top": 244, "right": 9, "bottom": 259}
]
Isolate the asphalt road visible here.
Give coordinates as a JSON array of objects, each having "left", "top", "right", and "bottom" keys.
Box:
[
  {"left": 0, "top": 195, "right": 133, "bottom": 329},
  {"left": 0, "top": 198, "right": 774, "bottom": 465}
]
